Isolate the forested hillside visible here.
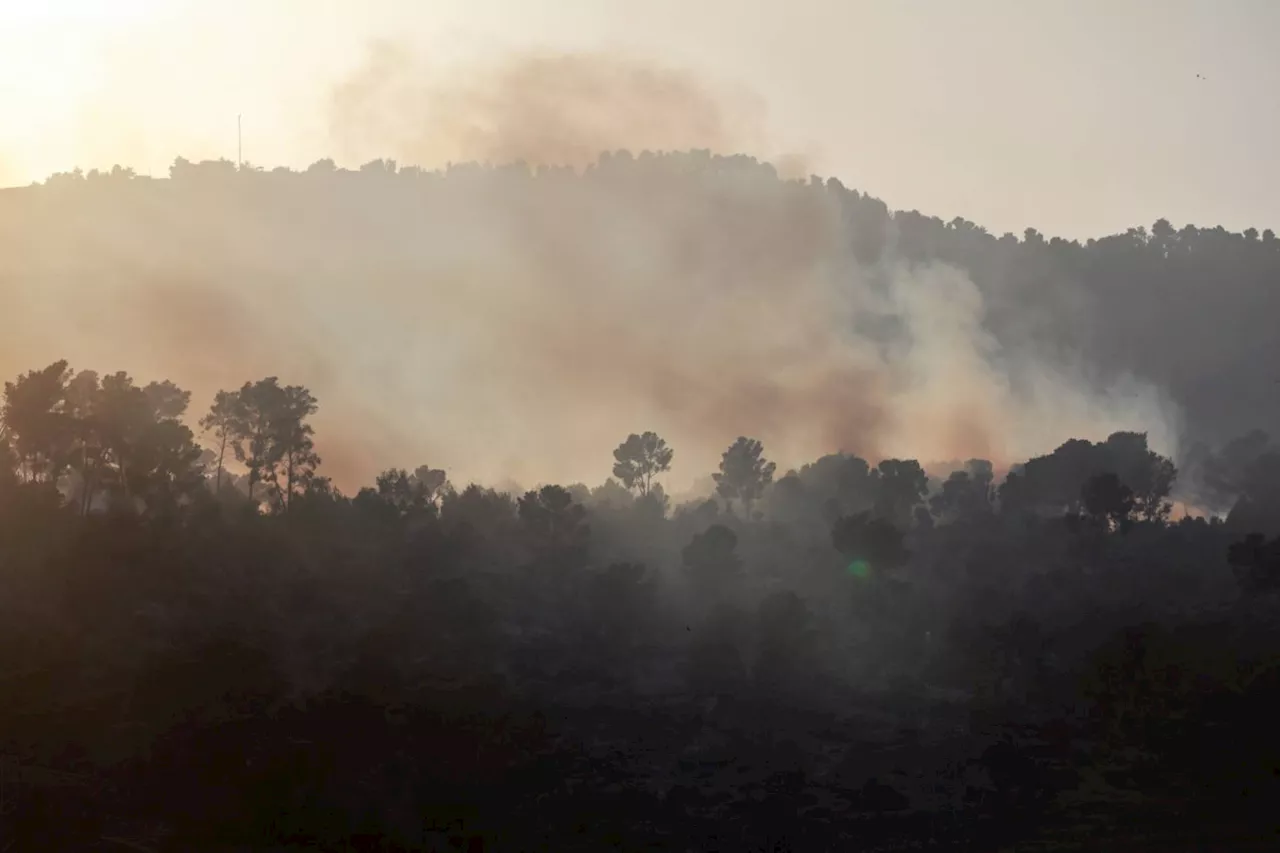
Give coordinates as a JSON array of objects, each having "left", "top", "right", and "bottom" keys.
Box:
[
  {"left": 1, "top": 153, "right": 1279, "bottom": 851},
  {"left": 3, "top": 152, "right": 1278, "bottom": 488}
]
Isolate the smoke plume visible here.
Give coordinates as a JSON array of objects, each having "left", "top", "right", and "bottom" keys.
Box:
[
  {"left": 328, "top": 43, "right": 810, "bottom": 176},
  {"left": 0, "top": 45, "right": 1180, "bottom": 493}
]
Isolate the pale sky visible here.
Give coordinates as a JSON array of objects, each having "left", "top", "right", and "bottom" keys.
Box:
[{"left": 2, "top": 0, "right": 1278, "bottom": 237}]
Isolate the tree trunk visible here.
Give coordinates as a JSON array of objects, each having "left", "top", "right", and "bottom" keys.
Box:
[
  {"left": 80, "top": 443, "right": 92, "bottom": 517},
  {"left": 213, "top": 430, "right": 227, "bottom": 496},
  {"left": 247, "top": 418, "right": 267, "bottom": 504}
]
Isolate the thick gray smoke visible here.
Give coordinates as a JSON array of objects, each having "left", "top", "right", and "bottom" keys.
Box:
[{"left": 0, "top": 46, "right": 1180, "bottom": 492}]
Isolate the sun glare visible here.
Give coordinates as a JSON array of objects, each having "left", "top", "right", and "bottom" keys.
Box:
[
  {"left": 8, "top": 0, "right": 167, "bottom": 23},
  {"left": 0, "top": 0, "right": 179, "bottom": 183}
]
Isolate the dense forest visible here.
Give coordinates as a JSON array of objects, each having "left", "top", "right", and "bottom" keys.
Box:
[{"left": 2, "top": 153, "right": 1279, "bottom": 851}]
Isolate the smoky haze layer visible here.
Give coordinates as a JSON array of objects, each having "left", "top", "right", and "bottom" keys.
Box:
[
  {"left": 0, "top": 154, "right": 1177, "bottom": 492},
  {"left": 0, "top": 49, "right": 1184, "bottom": 491},
  {"left": 328, "top": 44, "right": 810, "bottom": 177}
]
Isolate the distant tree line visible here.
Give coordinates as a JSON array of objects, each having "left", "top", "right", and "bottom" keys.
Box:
[
  {"left": 27, "top": 149, "right": 1280, "bottom": 452},
  {"left": 10, "top": 356, "right": 1274, "bottom": 539}
]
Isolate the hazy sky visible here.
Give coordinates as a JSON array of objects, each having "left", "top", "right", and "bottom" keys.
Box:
[{"left": 2, "top": 0, "right": 1278, "bottom": 237}]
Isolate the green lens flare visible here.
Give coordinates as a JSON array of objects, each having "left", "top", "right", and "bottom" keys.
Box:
[{"left": 847, "top": 559, "right": 871, "bottom": 579}]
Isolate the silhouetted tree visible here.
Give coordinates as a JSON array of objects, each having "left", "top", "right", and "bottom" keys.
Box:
[
  {"left": 589, "top": 478, "right": 634, "bottom": 509},
  {"left": 441, "top": 483, "right": 517, "bottom": 534},
  {"left": 63, "top": 369, "right": 102, "bottom": 515},
  {"left": 95, "top": 371, "right": 147, "bottom": 504},
  {"left": 371, "top": 464, "right": 451, "bottom": 518},
  {"left": 635, "top": 482, "right": 670, "bottom": 519},
  {"left": 71, "top": 371, "right": 204, "bottom": 512},
  {"left": 130, "top": 385, "right": 205, "bottom": 512},
  {"left": 1000, "top": 433, "right": 1174, "bottom": 521},
  {"left": 930, "top": 460, "right": 995, "bottom": 523},
  {"left": 714, "top": 437, "right": 775, "bottom": 517},
  {"left": 517, "top": 485, "right": 589, "bottom": 568},
  {"left": 1101, "top": 432, "right": 1176, "bottom": 522},
  {"left": 266, "top": 384, "right": 320, "bottom": 512},
  {"left": 0, "top": 423, "right": 18, "bottom": 504},
  {"left": 873, "top": 459, "right": 929, "bottom": 528},
  {"left": 200, "top": 389, "right": 244, "bottom": 497},
  {"left": 373, "top": 469, "right": 423, "bottom": 517},
  {"left": 1081, "top": 472, "right": 1136, "bottom": 531},
  {"left": 2, "top": 360, "right": 73, "bottom": 483},
  {"left": 564, "top": 482, "right": 592, "bottom": 506},
  {"left": 813, "top": 453, "right": 878, "bottom": 513},
  {"left": 411, "top": 465, "right": 451, "bottom": 509},
  {"left": 219, "top": 377, "right": 318, "bottom": 510},
  {"left": 768, "top": 453, "right": 879, "bottom": 534},
  {"left": 226, "top": 379, "right": 277, "bottom": 503},
  {"left": 611, "top": 431, "right": 674, "bottom": 497}
]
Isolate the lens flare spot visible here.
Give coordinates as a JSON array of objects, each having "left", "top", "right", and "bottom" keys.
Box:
[{"left": 847, "top": 559, "right": 871, "bottom": 579}]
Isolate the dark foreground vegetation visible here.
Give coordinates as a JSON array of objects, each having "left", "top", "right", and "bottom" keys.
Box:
[
  {"left": 2, "top": 356, "right": 1278, "bottom": 852},
  {"left": 2, "top": 153, "right": 1280, "bottom": 850}
]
